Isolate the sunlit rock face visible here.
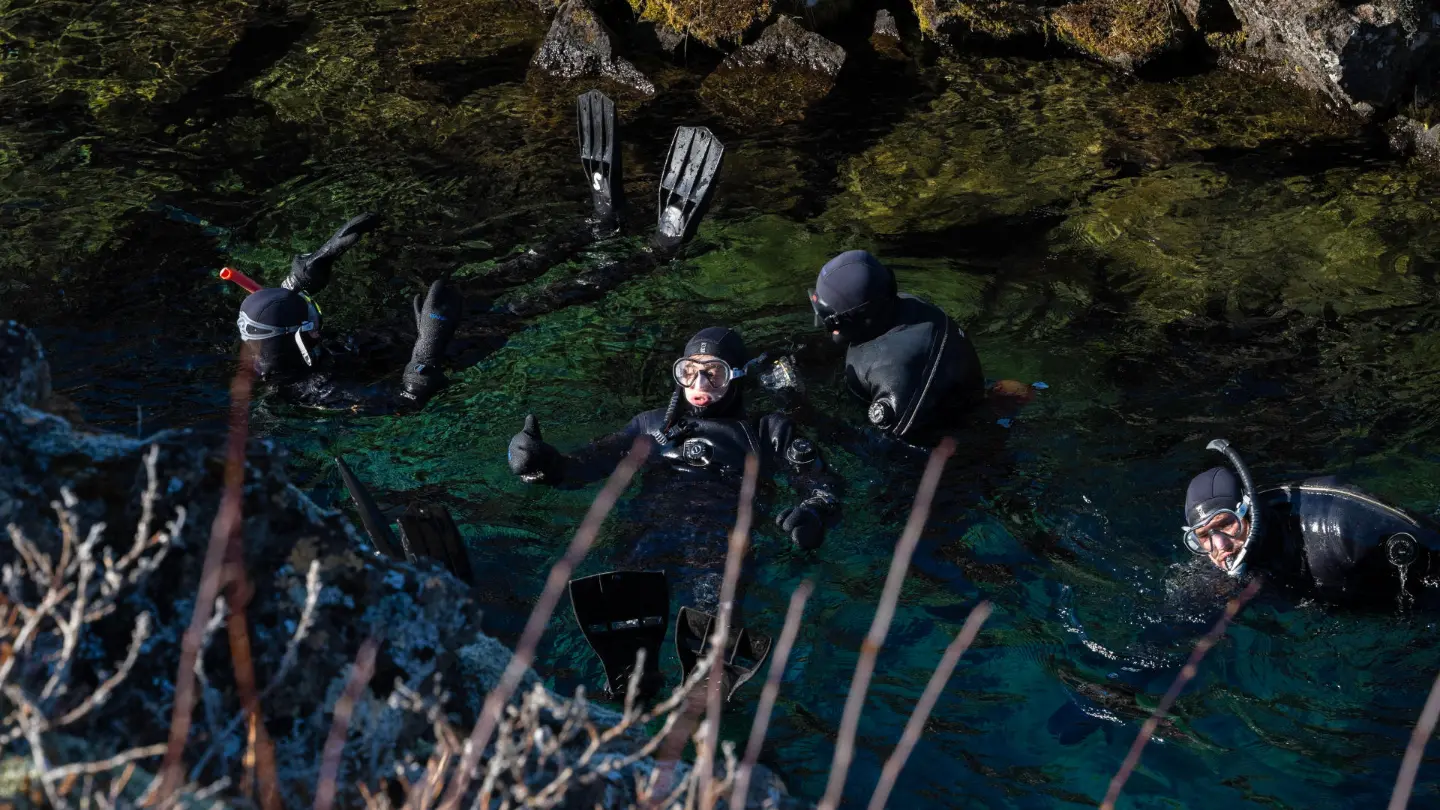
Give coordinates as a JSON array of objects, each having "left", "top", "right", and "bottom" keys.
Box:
[
  {"left": 1224, "top": 0, "right": 1438, "bottom": 118},
  {"left": 699, "top": 16, "right": 846, "bottom": 124},
  {"left": 530, "top": 0, "right": 656, "bottom": 96}
]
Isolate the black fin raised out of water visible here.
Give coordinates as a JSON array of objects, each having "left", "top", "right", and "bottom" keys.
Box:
[
  {"left": 570, "top": 570, "right": 669, "bottom": 698},
  {"left": 655, "top": 126, "right": 724, "bottom": 252},
  {"left": 578, "top": 89, "right": 622, "bottom": 231},
  {"left": 398, "top": 501, "right": 474, "bottom": 585},
  {"left": 335, "top": 456, "right": 407, "bottom": 562},
  {"left": 674, "top": 606, "right": 772, "bottom": 701}
]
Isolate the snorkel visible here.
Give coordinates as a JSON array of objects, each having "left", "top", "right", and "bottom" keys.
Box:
[
  {"left": 219, "top": 267, "right": 263, "bottom": 293},
  {"left": 1205, "top": 438, "right": 1262, "bottom": 578}
]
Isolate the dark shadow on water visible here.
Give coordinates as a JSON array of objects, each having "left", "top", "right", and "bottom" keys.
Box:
[
  {"left": 158, "top": 12, "right": 316, "bottom": 133},
  {"left": 411, "top": 45, "right": 537, "bottom": 106}
]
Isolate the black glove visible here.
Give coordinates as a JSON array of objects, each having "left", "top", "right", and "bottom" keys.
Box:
[
  {"left": 282, "top": 212, "right": 381, "bottom": 295},
  {"left": 776, "top": 504, "right": 825, "bottom": 551},
  {"left": 508, "top": 414, "right": 562, "bottom": 484},
  {"left": 400, "top": 279, "right": 463, "bottom": 408}
]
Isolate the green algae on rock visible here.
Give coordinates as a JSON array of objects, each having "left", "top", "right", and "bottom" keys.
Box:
[{"left": 819, "top": 54, "right": 1349, "bottom": 240}]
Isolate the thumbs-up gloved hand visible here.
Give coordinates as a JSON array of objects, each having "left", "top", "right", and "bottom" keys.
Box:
[
  {"left": 508, "top": 414, "right": 562, "bottom": 484},
  {"left": 400, "top": 279, "right": 463, "bottom": 409},
  {"left": 283, "top": 212, "right": 382, "bottom": 295}
]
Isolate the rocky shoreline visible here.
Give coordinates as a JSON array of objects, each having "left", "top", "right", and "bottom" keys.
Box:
[{"left": 526, "top": 0, "right": 1438, "bottom": 162}]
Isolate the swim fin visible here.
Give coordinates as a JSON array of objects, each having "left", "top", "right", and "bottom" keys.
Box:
[
  {"left": 577, "top": 89, "right": 622, "bottom": 231},
  {"left": 569, "top": 571, "right": 669, "bottom": 698},
  {"left": 654, "top": 126, "right": 725, "bottom": 252},
  {"left": 334, "top": 456, "right": 408, "bottom": 562},
  {"left": 674, "top": 606, "right": 772, "bottom": 701},
  {"left": 398, "top": 501, "right": 474, "bottom": 585}
]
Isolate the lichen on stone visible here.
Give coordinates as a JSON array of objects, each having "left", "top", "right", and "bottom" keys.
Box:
[{"left": 626, "top": 0, "right": 772, "bottom": 46}]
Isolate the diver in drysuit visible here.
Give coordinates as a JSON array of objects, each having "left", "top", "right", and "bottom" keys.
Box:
[
  {"left": 807, "top": 250, "right": 985, "bottom": 443},
  {"left": 1181, "top": 439, "right": 1440, "bottom": 608},
  {"left": 230, "top": 212, "right": 463, "bottom": 414},
  {"left": 505, "top": 327, "right": 842, "bottom": 699}
]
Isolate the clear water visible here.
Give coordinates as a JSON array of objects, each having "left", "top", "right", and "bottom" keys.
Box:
[{"left": 7, "top": 3, "right": 1440, "bottom": 806}]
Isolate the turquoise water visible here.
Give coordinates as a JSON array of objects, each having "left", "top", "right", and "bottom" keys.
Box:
[{"left": 8, "top": 3, "right": 1440, "bottom": 804}]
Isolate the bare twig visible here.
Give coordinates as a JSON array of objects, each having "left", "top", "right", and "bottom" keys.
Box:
[
  {"left": 867, "top": 601, "right": 992, "bottom": 810},
  {"left": 55, "top": 613, "right": 152, "bottom": 727},
  {"left": 1101, "top": 577, "right": 1263, "bottom": 810},
  {"left": 731, "top": 580, "right": 814, "bottom": 809},
  {"left": 698, "top": 454, "right": 759, "bottom": 810},
  {"left": 47, "top": 745, "right": 169, "bottom": 779},
  {"left": 316, "top": 638, "right": 382, "bottom": 810},
  {"left": 817, "top": 437, "right": 955, "bottom": 810},
  {"left": 189, "top": 560, "right": 322, "bottom": 783},
  {"left": 437, "top": 436, "right": 651, "bottom": 810},
  {"left": 154, "top": 342, "right": 255, "bottom": 806},
  {"left": 1389, "top": 667, "right": 1440, "bottom": 810}
]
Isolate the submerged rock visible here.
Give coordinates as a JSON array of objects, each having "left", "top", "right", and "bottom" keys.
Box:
[
  {"left": 1226, "top": 0, "right": 1439, "bottom": 118},
  {"left": 700, "top": 16, "right": 846, "bottom": 123},
  {"left": 530, "top": 0, "right": 656, "bottom": 96}
]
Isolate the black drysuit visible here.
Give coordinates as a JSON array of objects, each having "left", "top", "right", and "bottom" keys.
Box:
[
  {"left": 543, "top": 406, "right": 841, "bottom": 612},
  {"left": 844, "top": 293, "right": 984, "bottom": 440},
  {"left": 1244, "top": 477, "right": 1440, "bottom": 607}
]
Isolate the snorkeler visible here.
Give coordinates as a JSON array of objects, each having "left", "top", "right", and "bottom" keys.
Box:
[
  {"left": 1181, "top": 439, "right": 1440, "bottom": 607},
  {"left": 460, "top": 89, "right": 726, "bottom": 319},
  {"left": 807, "top": 250, "right": 985, "bottom": 442},
  {"left": 229, "top": 212, "right": 463, "bottom": 414},
  {"left": 505, "top": 327, "right": 842, "bottom": 699}
]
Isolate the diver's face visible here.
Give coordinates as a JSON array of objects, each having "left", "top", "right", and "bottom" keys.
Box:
[
  {"left": 1193, "top": 512, "right": 1251, "bottom": 570},
  {"left": 679, "top": 353, "right": 724, "bottom": 407}
]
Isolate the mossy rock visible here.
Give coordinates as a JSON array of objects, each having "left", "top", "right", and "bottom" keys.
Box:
[
  {"left": 1050, "top": 0, "right": 1189, "bottom": 72},
  {"left": 626, "top": 0, "right": 772, "bottom": 47},
  {"left": 910, "top": 0, "right": 1052, "bottom": 41}
]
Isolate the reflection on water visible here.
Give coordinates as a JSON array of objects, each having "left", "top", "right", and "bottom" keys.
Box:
[{"left": 7, "top": 3, "right": 1440, "bottom": 804}]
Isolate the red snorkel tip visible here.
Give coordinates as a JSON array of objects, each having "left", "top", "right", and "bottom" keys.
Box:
[{"left": 220, "top": 266, "right": 263, "bottom": 293}]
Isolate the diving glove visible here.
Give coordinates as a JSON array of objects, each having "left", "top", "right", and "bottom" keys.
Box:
[
  {"left": 400, "top": 279, "right": 462, "bottom": 408},
  {"left": 282, "top": 212, "right": 382, "bottom": 295},
  {"left": 776, "top": 502, "right": 825, "bottom": 550},
  {"left": 508, "top": 414, "right": 562, "bottom": 483}
]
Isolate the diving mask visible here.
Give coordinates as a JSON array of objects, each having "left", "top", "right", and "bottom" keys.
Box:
[
  {"left": 1181, "top": 503, "right": 1250, "bottom": 560},
  {"left": 672, "top": 352, "right": 768, "bottom": 399}
]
